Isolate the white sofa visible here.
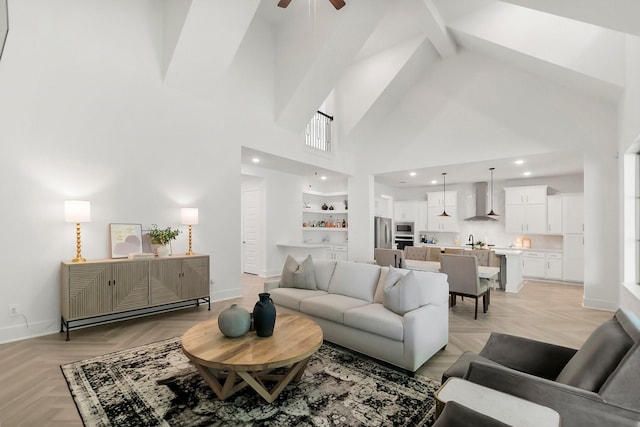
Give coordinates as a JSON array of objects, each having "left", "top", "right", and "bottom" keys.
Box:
[{"left": 264, "top": 258, "right": 449, "bottom": 372}]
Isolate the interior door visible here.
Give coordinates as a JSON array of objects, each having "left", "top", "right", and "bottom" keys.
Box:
[{"left": 242, "top": 188, "right": 260, "bottom": 275}]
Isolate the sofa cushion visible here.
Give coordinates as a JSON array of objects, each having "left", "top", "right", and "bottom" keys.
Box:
[
  {"left": 327, "top": 261, "right": 381, "bottom": 302},
  {"left": 281, "top": 255, "right": 317, "bottom": 290},
  {"left": 412, "top": 270, "right": 449, "bottom": 306},
  {"left": 373, "top": 267, "right": 389, "bottom": 304},
  {"left": 556, "top": 317, "right": 634, "bottom": 392},
  {"left": 300, "top": 294, "right": 370, "bottom": 324},
  {"left": 343, "top": 303, "right": 404, "bottom": 341},
  {"left": 383, "top": 267, "right": 420, "bottom": 315},
  {"left": 269, "top": 288, "right": 327, "bottom": 311},
  {"left": 313, "top": 259, "right": 337, "bottom": 291}
]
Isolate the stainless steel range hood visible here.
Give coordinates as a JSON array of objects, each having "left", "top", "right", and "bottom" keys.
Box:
[{"left": 465, "top": 182, "right": 498, "bottom": 221}]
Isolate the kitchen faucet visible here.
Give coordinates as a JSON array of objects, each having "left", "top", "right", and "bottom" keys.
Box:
[{"left": 468, "top": 234, "right": 474, "bottom": 248}]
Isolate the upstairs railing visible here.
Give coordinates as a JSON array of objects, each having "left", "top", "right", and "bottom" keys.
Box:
[{"left": 305, "top": 110, "right": 333, "bottom": 153}]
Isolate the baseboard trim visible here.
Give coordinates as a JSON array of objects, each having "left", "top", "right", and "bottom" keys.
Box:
[
  {"left": 211, "top": 288, "right": 242, "bottom": 301},
  {"left": 0, "top": 320, "right": 61, "bottom": 344},
  {"left": 582, "top": 297, "right": 618, "bottom": 312}
]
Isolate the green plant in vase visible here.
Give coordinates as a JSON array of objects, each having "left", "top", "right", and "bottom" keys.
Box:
[{"left": 148, "top": 224, "right": 182, "bottom": 256}]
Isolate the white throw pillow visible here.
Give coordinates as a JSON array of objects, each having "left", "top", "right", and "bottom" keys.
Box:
[
  {"left": 281, "top": 255, "right": 317, "bottom": 290},
  {"left": 383, "top": 266, "right": 420, "bottom": 315}
]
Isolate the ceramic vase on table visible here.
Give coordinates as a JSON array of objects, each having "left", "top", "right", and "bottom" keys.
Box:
[
  {"left": 217, "top": 304, "right": 251, "bottom": 338},
  {"left": 253, "top": 293, "right": 276, "bottom": 337},
  {"left": 156, "top": 244, "right": 171, "bottom": 257}
]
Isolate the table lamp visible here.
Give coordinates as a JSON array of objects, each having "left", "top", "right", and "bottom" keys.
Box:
[
  {"left": 65, "top": 200, "right": 91, "bottom": 262},
  {"left": 181, "top": 207, "right": 198, "bottom": 256}
]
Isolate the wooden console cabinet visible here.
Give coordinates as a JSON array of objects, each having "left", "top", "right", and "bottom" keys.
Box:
[{"left": 60, "top": 254, "right": 210, "bottom": 340}]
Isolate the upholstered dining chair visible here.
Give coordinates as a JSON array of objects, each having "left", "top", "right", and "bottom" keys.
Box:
[
  {"left": 404, "top": 245, "right": 428, "bottom": 261},
  {"left": 426, "top": 247, "right": 442, "bottom": 262},
  {"left": 444, "top": 247, "right": 465, "bottom": 255},
  {"left": 374, "top": 248, "right": 405, "bottom": 268},
  {"left": 440, "top": 254, "right": 489, "bottom": 319},
  {"left": 469, "top": 249, "right": 500, "bottom": 290}
]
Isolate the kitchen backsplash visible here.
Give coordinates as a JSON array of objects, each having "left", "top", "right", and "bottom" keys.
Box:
[{"left": 419, "top": 221, "right": 564, "bottom": 250}]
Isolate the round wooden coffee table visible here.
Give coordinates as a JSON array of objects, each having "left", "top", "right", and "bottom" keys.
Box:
[{"left": 182, "top": 313, "right": 323, "bottom": 403}]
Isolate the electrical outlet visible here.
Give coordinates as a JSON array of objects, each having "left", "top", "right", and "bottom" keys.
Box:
[{"left": 8, "top": 304, "right": 19, "bottom": 317}]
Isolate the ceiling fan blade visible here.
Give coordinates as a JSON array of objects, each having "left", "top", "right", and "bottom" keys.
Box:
[
  {"left": 278, "top": 0, "right": 293, "bottom": 8},
  {"left": 328, "top": 0, "right": 346, "bottom": 9}
]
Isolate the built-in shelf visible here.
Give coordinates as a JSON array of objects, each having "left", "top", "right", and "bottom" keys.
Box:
[
  {"left": 302, "top": 227, "right": 349, "bottom": 231},
  {"left": 303, "top": 208, "right": 348, "bottom": 214}
]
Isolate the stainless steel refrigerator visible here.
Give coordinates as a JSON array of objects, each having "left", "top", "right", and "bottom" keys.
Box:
[{"left": 374, "top": 216, "right": 393, "bottom": 249}]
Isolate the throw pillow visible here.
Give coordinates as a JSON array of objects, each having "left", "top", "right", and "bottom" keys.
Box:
[
  {"left": 383, "top": 266, "right": 420, "bottom": 315},
  {"left": 281, "top": 255, "right": 317, "bottom": 290}
]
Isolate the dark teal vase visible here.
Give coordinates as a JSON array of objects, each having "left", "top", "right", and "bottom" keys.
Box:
[{"left": 253, "top": 293, "right": 276, "bottom": 337}]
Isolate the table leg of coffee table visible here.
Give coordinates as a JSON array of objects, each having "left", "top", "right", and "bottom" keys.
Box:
[
  {"left": 193, "top": 364, "right": 248, "bottom": 400},
  {"left": 237, "top": 357, "right": 310, "bottom": 403}
]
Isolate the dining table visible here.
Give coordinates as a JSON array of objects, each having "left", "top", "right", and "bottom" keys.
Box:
[{"left": 404, "top": 259, "right": 500, "bottom": 283}]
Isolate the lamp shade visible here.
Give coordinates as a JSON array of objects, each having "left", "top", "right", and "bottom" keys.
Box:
[
  {"left": 64, "top": 200, "right": 91, "bottom": 223},
  {"left": 181, "top": 208, "right": 199, "bottom": 225}
]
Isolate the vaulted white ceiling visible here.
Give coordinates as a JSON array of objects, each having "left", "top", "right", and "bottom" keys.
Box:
[{"left": 161, "top": 0, "right": 635, "bottom": 185}]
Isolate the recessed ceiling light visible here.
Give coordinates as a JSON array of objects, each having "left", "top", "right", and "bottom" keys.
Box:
[
  {"left": 320, "top": 176, "right": 327, "bottom": 180},
  {"left": 431, "top": 180, "right": 438, "bottom": 184},
  {"left": 515, "top": 159, "right": 524, "bottom": 165},
  {"left": 409, "top": 171, "right": 417, "bottom": 177},
  {"left": 251, "top": 157, "right": 260, "bottom": 163},
  {"left": 523, "top": 171, "right": 531, "bottom": 176}
]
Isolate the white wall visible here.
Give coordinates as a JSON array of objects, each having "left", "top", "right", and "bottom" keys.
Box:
[
  {"left": 619, "top": 36, "right": 640, "bottom": 316},
  {"left": 242, "top": 166, "right": 304, "bottom": 277}
]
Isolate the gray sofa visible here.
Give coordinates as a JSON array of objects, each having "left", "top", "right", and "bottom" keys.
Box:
[
  {"left": 442, "top": 309, "right": 640, "bottom": 427},
  {"left": 264, "top": 258, "right": 449, "bottom": 372}
]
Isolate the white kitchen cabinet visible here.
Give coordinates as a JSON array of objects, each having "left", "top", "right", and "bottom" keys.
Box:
[
  {"left": 417, "top": 201, "right": 429, "bottom": 231},
  {"left": 328, "top": 244, "right": 348, "bottom": 261},
  {"left": 427, "top": 190, "right": 457, "bottom": 208},
  {"left": 563, "top": 234, "right": 584, "bottom": 282},
  {"left": 394, "top": 201, "right": 418, "bottom": 222},
  {"left": 505, "top": 203, "right": 547, "bottom": 234},
  {"left": 545, "top": 253, "right": 563, "bottom": 280},
  {"left": 563, "top": 194, "right": 584, "bottom": 234},
  {"left": 522, "top": 251, "right": 546, "bottom": 278},
  {"left": 547, "top": 195, "right": 563, "bottom": 234},
  {"left": 504, "top": 186, "right": 548, "bottom": 234},
  {"left": 427, "top": 206, "right": 459, "bottom": 232},
  {"left": 426, "top": 191, "right": 458, "bottom": 232},
  {"left": 505, "top": 186, "right": 548, "bottom": 205}
]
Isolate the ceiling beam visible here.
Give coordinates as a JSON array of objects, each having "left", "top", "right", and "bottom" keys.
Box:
[
  {"left": 163, "top": 0, "right": 260, "bottom": 98},
  {"left": 420, "top": 0, "right": 457, "bottom": 57},
  {"left": 498, "top": 0, "right": 640, "bottom": 37}
]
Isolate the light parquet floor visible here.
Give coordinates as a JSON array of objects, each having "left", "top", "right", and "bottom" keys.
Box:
[{"left": 0, "top": 276, "right": 612, "bottom": 427}]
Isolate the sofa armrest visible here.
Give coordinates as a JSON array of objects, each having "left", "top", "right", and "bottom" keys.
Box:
[
  {"left": 263, "top": 280, "right": 281, "bottom": 293},
  {"left": 479, "top": 332, "right": 577, "bottom": 379},
  {"left": 465, "top": 361, "right": 640, "bottom": 427},
  {"left": 403, "top": 303, "right": 449, "bottom": 371}
]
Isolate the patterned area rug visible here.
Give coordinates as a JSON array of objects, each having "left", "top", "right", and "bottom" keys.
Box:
[{"left": 61, "top": 338, "right": 438, "bottom": 426}]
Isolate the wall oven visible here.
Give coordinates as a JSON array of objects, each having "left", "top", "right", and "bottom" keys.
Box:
[
  {"left": 395, "top": 222, "right": 414, "bottom": 235},
  {"left": 395, "top": 221, "right": 415, "bottom": 250}
]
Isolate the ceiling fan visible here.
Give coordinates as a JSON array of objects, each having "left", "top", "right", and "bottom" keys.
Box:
[{"left": 278, "top": 0, "right": 346, "bottom": 10}]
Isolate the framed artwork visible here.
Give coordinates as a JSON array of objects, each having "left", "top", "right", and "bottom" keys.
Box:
[
  {"left": 0, "top": 0, "right": 7, "bottom": 62},
  {"left": 110, "top": 223, "right": 143, "bottom": 259}
]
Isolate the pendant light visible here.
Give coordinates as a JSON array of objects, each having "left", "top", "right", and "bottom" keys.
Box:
[
  {"left": 487, "top": 167, "right": 499, "bottom": 217},
  {"left": 439, "top": 172, "right": 450, "bottom": 217}
]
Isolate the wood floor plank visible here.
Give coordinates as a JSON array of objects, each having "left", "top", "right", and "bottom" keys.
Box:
[{"left": 0, "top": 275, "right": 612, "bottom": 426}]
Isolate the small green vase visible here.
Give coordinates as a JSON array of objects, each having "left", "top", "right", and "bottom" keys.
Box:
[{"left": 217, "top": 304, "right": 251, "bottom": 338}]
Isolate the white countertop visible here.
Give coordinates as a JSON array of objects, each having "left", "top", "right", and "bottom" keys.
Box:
[
  {"left": 277, "top": 243, "right": 347, "bottom": 249},
  {"left": 417, "top": 243, "right": 561, "bottom": 254}
]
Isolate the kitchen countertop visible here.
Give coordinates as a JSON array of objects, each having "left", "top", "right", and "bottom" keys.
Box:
[{"left": 417, "top": 243, "right": 561, "bottom": 254}]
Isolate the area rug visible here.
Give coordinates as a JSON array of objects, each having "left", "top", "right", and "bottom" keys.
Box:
[{"left": 61, "top": 338, "right": 438, "bottom": 426}]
